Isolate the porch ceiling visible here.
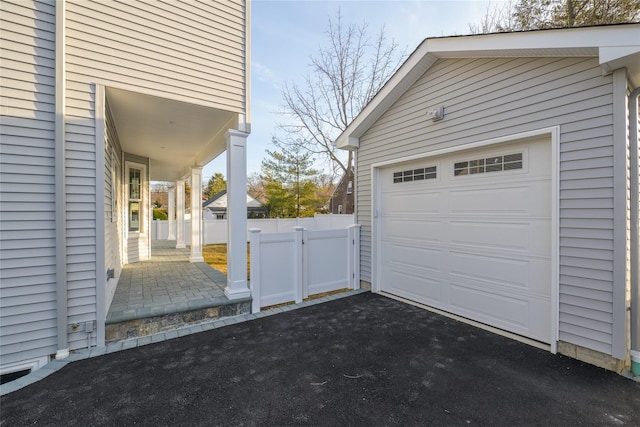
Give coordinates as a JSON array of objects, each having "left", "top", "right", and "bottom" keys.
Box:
[{"left": 106, "top": 87, "right": 236, "bottom": 182}]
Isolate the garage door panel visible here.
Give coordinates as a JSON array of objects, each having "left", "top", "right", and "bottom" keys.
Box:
[
  {"left": 448, "top": 186, "right": 530, "bottom": 216},
  {"left": 382, "top": 190, "right": 443, "bottom": 214},
  {"left": 379, "top": 138, "right": 552, "bottom": 344},
  {"left": 448, "top": 284, "right": 531, "bottom": 328},
  {"left": 448, "top": 284, "right": 551, "bottom": 342},
  {"left": 386, "top": 269, "right": 443, "bottom": 304},
  {"left": 382, "top": 218, "right": 443, "bottom": 242},
  {"left": 386, "top": 244, "right": 442, "bottom": 272},
  {"left": 449, "top": 220, "right": 531, "bottom": 252},
  {"left": 448, "top": 250, "right": 530, "bottom": 289}
]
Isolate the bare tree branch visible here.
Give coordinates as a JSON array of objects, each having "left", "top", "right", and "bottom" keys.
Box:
[{"left": 280, "top": 8, "right": 406, "bottom": 175}]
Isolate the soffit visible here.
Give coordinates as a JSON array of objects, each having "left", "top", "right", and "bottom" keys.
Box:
[{"left": 106, "top": 87, "right": 236, "bottom": 181}]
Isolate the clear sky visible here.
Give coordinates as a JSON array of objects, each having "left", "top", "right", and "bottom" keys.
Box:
[{"left": 203, "top": 0, "right": 504, "bottom": 181}]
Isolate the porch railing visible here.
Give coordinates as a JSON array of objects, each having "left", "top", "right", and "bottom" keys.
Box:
[{"left": 249, "top": 225, "right": 361, "bottom": 312}]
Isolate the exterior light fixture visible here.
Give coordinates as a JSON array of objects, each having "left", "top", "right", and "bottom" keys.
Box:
[{"left": 426, "top": 106, "right": 445, "bottom": 122}]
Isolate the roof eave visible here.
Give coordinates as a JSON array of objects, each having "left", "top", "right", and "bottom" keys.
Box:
[{"left": 334, "top": 24, "right": 640, "bottom": 150}]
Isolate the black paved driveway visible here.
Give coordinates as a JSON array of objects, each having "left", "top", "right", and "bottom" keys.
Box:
[{"left": 1, "top": 292, "right": 639, "bottom": 426}]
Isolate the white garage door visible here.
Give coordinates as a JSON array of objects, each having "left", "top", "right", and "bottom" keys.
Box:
[{"left": 379, "top": 138, "right": 552, "bottom": 343}]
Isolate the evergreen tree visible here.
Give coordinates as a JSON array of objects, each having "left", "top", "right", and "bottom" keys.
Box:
[
  {"left": 204, "top": 173, "right": 226, "bottom": 199},
  {"left": 260, "top": 138, "right": 322, "bottom": 218}
]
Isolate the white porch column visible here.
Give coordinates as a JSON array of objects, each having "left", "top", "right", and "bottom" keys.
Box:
[
  {"left": 225, "top": 129, "right": 251, "bottom": 299},
  {"left": 189, "top": 167, "right": 204, "bottom": 262},
  {"left": 167, "top": 184, "right": 176, "bottom": 240},
  {"left": 176, "top": 179, "right": 186, "bottom": 249}
]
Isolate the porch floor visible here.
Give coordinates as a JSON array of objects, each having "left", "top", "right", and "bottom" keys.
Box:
[{"left": 105, "top": 240, "right": 250, "bottom": 341}]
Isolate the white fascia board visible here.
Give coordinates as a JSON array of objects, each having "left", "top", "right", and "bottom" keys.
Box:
[
  {"left": 334, "top": 24, "right": 640, "bottom": 151},
  {"left": 600, "top": 47, "right": 640, "bottom": 87},
  {"left": 428, "top": 24, "right": 639, "bottom": 57},
  {"left": 334, "top": 45, "right": 436, "bottom": 150}
]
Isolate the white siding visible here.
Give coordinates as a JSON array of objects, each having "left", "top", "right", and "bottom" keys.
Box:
[
  {"left": 62, "top": 0, "right": 247, "bottom": 351},
  {"left": 357, "top": 57, "right": 617, "bottom": 355},
  {"left": 65, "top": 0, "right": 246, "bottom": 112},
  {"left": 104, "top": 100, "right": 122, "bottom": 313},
  {"left": 0, "top": 0, "right": 58, "bottom": 364}
]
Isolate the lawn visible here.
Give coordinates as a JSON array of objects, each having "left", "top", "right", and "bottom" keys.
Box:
[{"left": 202, "top": 243, "right": 249, "bottom": 277}]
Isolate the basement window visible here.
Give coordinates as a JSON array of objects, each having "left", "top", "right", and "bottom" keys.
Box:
[
  {"left": 454, "top": 152, "right": 522, "bottom": 176},
  {"left": 393, "top": 166, "right": 437, "bottom": 183}
]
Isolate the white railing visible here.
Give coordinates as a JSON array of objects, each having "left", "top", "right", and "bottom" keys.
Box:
[
  {"left": 249, "top": 225, "right": 361, "bottom": 312},
  {"left": 151, "top": 214, "right": 355, "bottom": 244}
]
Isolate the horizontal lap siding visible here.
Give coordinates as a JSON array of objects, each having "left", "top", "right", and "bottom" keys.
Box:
[
  {"left": 0, "top": 0, "right": 58, "bottom": 364},
  {"left": 358, "top": 57, "right": 615, "bottom": 354},
  {"left": 65, "top": 0, "right": 246, "bottom": 112},
  {"left": 63, "top": 0, "right": 246, "bottom": 350},
  {"left": 104, "top": 100, "right": 122, "bottom": 314}
]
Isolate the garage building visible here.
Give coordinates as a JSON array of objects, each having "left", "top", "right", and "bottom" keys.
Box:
[{"left": 335, "top": 24, "right": 640, "bottom": 373}]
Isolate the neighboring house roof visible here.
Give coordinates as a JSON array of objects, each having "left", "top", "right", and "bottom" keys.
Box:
[
  {"left": 202, "top": 190, "right": 264, "bottom": 212},
  {"left": 335, "top": 24, "right": 640, "bottom": 150}
]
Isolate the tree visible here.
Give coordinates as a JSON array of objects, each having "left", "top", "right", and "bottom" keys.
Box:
[
  {"left": 470, "top": 0, "right": 640, "bottom": 33},
  {"left": 204, "top": 173, "right": 226, "bottom": 199},
  {"left": 261, "top": 138, "right": 323, "bottom": 218},
  {"left": 150, "top": 182, "right": 169, "bottom": 209},
  {"left": 280, "top": 9, "right": 406, "bottom": 177},
  {"left": 247, "top": 172, "right": 267, "bottom": 204}
]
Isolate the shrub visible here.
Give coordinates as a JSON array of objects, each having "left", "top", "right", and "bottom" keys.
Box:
[{"left": 153, "top": 209, "right": 168, "bottom": 220}]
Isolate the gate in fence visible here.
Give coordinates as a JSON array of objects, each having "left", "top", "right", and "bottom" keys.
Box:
[{"left": 249, "top": 225, "right": 361, "bottom": 312}]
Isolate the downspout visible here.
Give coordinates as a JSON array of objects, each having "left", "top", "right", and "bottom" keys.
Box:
[
  {"left": 630, "top": 86, "right": 640, "bottom": 375},
  {"left": 54, "top": 0, "right": 69, "bottom": 360}
]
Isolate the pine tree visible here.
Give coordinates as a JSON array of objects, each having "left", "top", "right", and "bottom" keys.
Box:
[
  {"left": 260, "top": 139, "right": 322, "bottom": 218},
  {"left": 204, "top": 173, "right": 226, "bottom": 199}
]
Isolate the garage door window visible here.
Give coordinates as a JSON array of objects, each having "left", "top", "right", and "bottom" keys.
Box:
[
  {"left": 454, "top": 153, "right": 522, "bottom": 176},
  {"left": 393, "top": 166, "right": 437, "bottom": 183}
]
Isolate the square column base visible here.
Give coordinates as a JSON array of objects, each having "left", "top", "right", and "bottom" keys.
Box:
[
  {"left": 190, "top": 256, "right": 205, "bottom": 263},
  {"left": 225, "top": 279, "right": 251, "bottom": 300}
]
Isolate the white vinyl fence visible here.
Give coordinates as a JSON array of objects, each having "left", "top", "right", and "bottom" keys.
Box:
[
  {"left": 249, "top": 225, "right": 361, "bottom": 312},
  {"left": 151, "top": 214, "right": 355, "bottom": 244}
]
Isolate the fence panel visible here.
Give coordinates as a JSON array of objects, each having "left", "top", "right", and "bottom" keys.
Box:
[
  {"left": 249, "top": 229, "right": 302, "bottom": 312},
  {"left": 303, "top": 229, "right": 350, "bottom": 298},
  {"left": 152, "top": 220, "right": 169, "bottom": 240},
  {"left": 152, "top": 214, "right": 355, "bottom": 244},
  {"left": 250, "top": 225, "right": 360, "bottom": 312}
]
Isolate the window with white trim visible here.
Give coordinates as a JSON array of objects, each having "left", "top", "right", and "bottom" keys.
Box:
[
  {"left": 393, "top": 166, "right": 437, "bottom": 183},
  {"left": 454, "top": 153, "right": 522, "bottom": 176}
]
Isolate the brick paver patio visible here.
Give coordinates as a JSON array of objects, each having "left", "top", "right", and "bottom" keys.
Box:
[{"left": 106, "top": 240, "right": 237, "bottom": 325}]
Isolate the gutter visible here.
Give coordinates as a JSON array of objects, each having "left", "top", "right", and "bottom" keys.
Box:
[
  {"left": 631, "top": 86, "right": 640, "bottom": 376},
  {"left": 55, "top": 0, "right": 69, "bottom": 360}
]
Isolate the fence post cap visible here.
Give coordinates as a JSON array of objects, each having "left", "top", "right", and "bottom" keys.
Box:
[
  {"left": 249, "top": 228, "right": 262, "bottom": 233},
  {"left": 293, "top": 226, "right": 305, "bottom": 231}
]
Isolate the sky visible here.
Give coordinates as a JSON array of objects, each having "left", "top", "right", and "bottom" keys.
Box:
[{"left": 202, "top": 0, "right": 506, "bottom": 181}]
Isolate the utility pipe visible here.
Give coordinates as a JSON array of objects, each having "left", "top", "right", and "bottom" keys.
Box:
[
  {"left": 54, "top": 0, "right": 69, "bottom": 360},
  {"left": 630, "top": 85, "right": 640, "bottom": 375}
]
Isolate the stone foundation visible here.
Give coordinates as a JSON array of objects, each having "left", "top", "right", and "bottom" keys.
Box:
[
  {"left": 557, "top": 341, "right": 628, "bottom": 373},
  {"left": 106, "top": 301, "right": 250, "bottom": 342}
]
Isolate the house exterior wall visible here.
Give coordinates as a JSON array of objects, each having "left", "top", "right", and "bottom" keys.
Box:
[
  {"left": 0, "top": 0, "right": 59, "bottom": 365},
  {"left": 61, "top": 0, "right": 247, "bottom": 352},
  {"left": 104, "top": 99, "right": 122, "bottom": 313},
  {"left": 1, "top": 0, "right": 249, "bottom": 370},
  {"left": 356, "top": 56, "right": 623, "bottom": 357},
  {"left": 330, "top": 169, "right": 354, "bottom": 215}
]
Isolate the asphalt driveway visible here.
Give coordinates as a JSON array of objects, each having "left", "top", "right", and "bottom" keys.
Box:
[{"left": 1, "top": 292, "right": 639, "bottom": 426}]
